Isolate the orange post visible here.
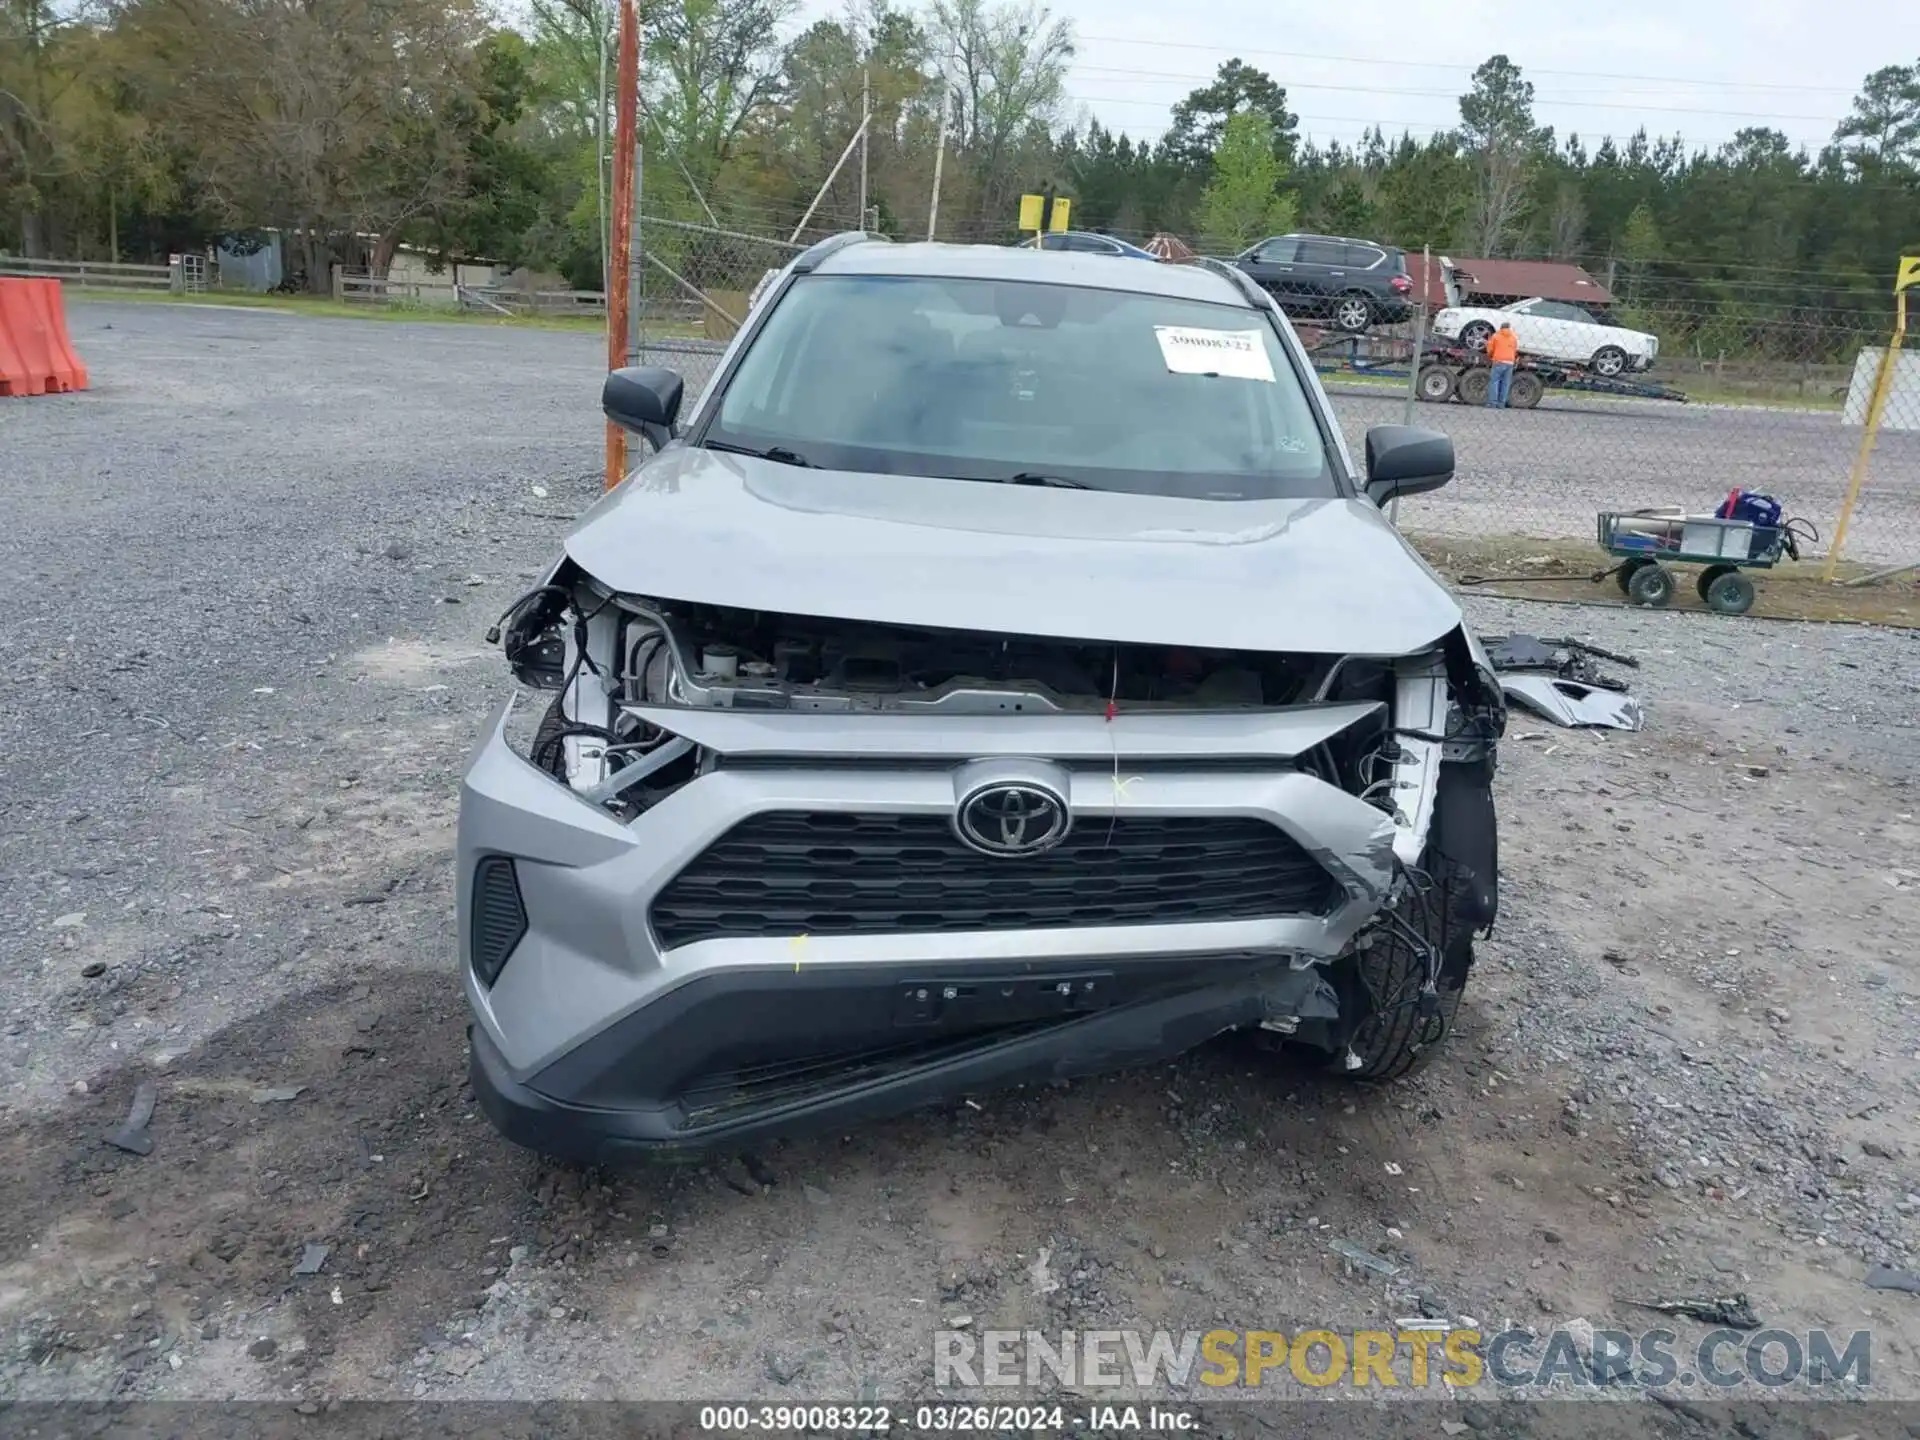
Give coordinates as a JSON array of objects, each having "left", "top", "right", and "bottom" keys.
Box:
[
  {"left": 604, "top": 0, "right": 640, "bottom": 490},
  {"left": 0, "top": 277, "right": 90, "bottom": 397}
]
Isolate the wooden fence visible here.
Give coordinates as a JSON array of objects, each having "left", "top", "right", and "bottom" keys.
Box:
[
  {"left": 333, "top": 269, "right": 606, "bottom": 316},
  {"left": 0, "top": 257, "right": 180, "bottom": 291}
]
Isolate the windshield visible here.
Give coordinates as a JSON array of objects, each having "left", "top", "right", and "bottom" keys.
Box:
[{"left": 704, "top": 273, "right": 1340, "bottom": 501}]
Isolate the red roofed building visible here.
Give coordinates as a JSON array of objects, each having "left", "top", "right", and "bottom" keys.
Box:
[{"left": 1405, "top": 254, "right": 1612, "bottom": 311}]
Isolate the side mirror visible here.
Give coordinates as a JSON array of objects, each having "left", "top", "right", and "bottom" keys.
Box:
[
  {"left": 602, "top": 366, "right": 685, "bottom": 452},
  {"left": 1363, "top": 424, "right": 1454, "bottom": 507}
]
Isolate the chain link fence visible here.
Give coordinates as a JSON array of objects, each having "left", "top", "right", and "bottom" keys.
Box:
[
  {"left": 1303, "top": 296, "right": 1920, "bottom": 576},
  {"left": 628, "top": 209, "right": 1920, "bottom": 582},
  {"left": 633, "top": 214, "right": 804, "bottom": 410}
]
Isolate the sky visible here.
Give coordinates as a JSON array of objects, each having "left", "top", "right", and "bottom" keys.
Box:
[{"left": 826, "top": 0, "right": 1898, "bottom": 157}]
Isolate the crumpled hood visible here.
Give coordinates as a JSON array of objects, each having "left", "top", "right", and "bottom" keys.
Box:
[{"left": 562, "top": 447, "right": 1464, "bottom": 655}]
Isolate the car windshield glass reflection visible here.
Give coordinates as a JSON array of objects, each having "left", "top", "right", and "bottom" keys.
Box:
[{"left": 706, "top": 275, "right": 1338, "bottom": 502}]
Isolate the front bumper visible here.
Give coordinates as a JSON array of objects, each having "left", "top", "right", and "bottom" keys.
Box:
[
  {"left": 469, "top": 956, "right": 1340, "bottom": 1162},
  {"left": 459, "top": 685, "right": 1438, "bottom": 1158}
]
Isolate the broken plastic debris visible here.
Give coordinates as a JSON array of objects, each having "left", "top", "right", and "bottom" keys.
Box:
[
  {"left": 1329, "top": 1238, "right": 1400, "bottom": 1277},
  {"left": 1384, "top": 1162, "right": 1404, "bottom": 1176},
  {"left": 103, "top": 1082, "right": 157, "bottom": 1156},
  {"left": 292, "top": 1243, "right": 330, "bottom": 1277},
  {"left": 1499, "top": 674, "right": 1644, "bottom": 731},
  {"left": 1484, "top": 634, "right": 1643, "bottom": 731},
  {"left": 1643, "top": 1294, "right": 1761, "bottom": 1328},
  {"left": 531, "top": 485, "right": 550, "bottom": 499},
  {"left": 1029, "top": 1246, "right": 1060, "bottom": 1295},
  {"left": 1866, "top": 1266, "right": 1920, "bottom": 1294}
]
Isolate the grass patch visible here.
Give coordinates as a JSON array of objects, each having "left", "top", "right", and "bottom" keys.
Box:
[
  {"left": 1412, "top": 531, "right": 1918, "bottom": 627},
  {"left": 1671, "top": 380, "right": 1845, "bottom": 412}
]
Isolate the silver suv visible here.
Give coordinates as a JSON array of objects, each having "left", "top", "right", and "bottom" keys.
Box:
[{"left": 460, "top": 236, "right": 1505, "bottom": 1164}]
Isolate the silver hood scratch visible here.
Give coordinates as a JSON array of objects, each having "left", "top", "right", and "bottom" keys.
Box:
[{"left": 562, "top": 448, "right": 1465, "bottom": 655}]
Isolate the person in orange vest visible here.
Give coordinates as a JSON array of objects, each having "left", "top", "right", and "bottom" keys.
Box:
[{"left": 1485, "top": 322, "right": 1520, "bottom": 407}]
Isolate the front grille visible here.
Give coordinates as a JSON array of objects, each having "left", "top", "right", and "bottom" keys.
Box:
[{"left": 650, "top": 812, "right": 1336, "bottom": 949}]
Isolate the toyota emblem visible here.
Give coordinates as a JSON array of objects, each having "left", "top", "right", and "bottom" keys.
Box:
[{"left": 955, "top": 782, "right": 1071, "bottom": 857}]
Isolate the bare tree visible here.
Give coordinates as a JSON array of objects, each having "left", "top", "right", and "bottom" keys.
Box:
[
  {"left": 1547, "top": 182, "right": 1585, "bottom": 259},
  {"left": 929, "top": 0, "right": 1071, "bottom": 225},
  {"left": 1458, "top": 54, "right": 1543, "bottom": 256}
]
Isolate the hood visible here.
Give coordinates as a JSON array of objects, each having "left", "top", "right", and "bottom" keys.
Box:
[{"left": 562, "top": 448, "right": 1463, "bottom": 656}]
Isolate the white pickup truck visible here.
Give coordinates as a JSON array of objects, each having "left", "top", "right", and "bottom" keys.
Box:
[{"left": 1430, "top": 296, "right": 1659, "bottom": 376}]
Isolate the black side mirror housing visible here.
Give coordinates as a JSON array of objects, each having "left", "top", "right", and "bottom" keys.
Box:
[
  {"left": 602, "top": 366, "right": 685, "bottom": 452},
  {"left": 1363, "top": 424, "right": 1454, "bottom": 508}
]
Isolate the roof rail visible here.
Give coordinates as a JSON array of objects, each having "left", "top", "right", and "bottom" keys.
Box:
[
  {"left": 1190, "top": 255, "right": 1272, "bottom": 310},
  {"left": 791, "top": 230, "right": 889, "bottom": 275}
]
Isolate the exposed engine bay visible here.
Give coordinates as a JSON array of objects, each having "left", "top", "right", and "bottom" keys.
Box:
[
  {"left": 491, "top": 562, "right": 1503, "bottom": 844},
  {"left": 517, "top": 586, "right": 1332, "bottom": 718}
]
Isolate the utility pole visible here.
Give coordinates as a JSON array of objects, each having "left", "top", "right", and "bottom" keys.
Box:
[
  {"left": 604, "top": 0, "right": 640, "bottom": 491},
  {"left": 859, "top": 68, "right": 870, "bottom": 230},
  {"left": 927, "top": 63, "right": 951, "bottom": 241},
  {"left": 1392, "top": 243, "right": 1432, "bottom": 527}
]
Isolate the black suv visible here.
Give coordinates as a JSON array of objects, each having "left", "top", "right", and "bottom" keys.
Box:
[{"left": 1232, "top": 234, "right": 1413, "bottom": 332}]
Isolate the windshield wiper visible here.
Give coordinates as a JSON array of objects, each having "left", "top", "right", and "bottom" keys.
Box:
[
  {"left": 998, "top": 471, "right": 1091, "bottom": 489},
  {"left": 945, "top": 470, "right": 1092, "bottom": 489},
  {"left": 705, "top": 440, "right": 814, "bottom": 468}
]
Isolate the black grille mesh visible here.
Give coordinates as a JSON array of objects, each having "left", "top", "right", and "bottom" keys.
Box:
[
  {"left": 651, "top": 812, "right": 1335, "bottom": 949},
  {"left": 470, "top": 855, "right": 527, "bottom": 987}
]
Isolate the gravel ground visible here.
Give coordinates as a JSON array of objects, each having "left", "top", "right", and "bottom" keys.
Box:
[{"left": 2, "top": 302, "right": 1919, "bottom": 1421}]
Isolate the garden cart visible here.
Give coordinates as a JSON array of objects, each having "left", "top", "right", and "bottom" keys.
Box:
[{"left": 1597, "top": 492, "right": 1817, "bottom": 615}]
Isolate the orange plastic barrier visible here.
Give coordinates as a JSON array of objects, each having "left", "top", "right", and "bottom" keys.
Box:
[{"left": 0, "top": 277, "right": 90, "bottom": 397}]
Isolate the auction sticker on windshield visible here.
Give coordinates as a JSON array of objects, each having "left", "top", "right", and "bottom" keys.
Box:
[{"left": 1154, "top": 326, "right": 1275, "bottom": 382}]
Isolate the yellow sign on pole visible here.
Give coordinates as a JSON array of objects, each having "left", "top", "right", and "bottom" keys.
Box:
[
  {"left": 1824, "top": 254, "right": 1918, "bottom": 580},
  {"left": 1018, "top": 192, "right": 1071, "bottom": 239}
]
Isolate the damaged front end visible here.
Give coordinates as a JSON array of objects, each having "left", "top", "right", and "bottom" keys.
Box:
[{"left": 461, "top": 558, "right": 1504, "bottom": 1158}]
